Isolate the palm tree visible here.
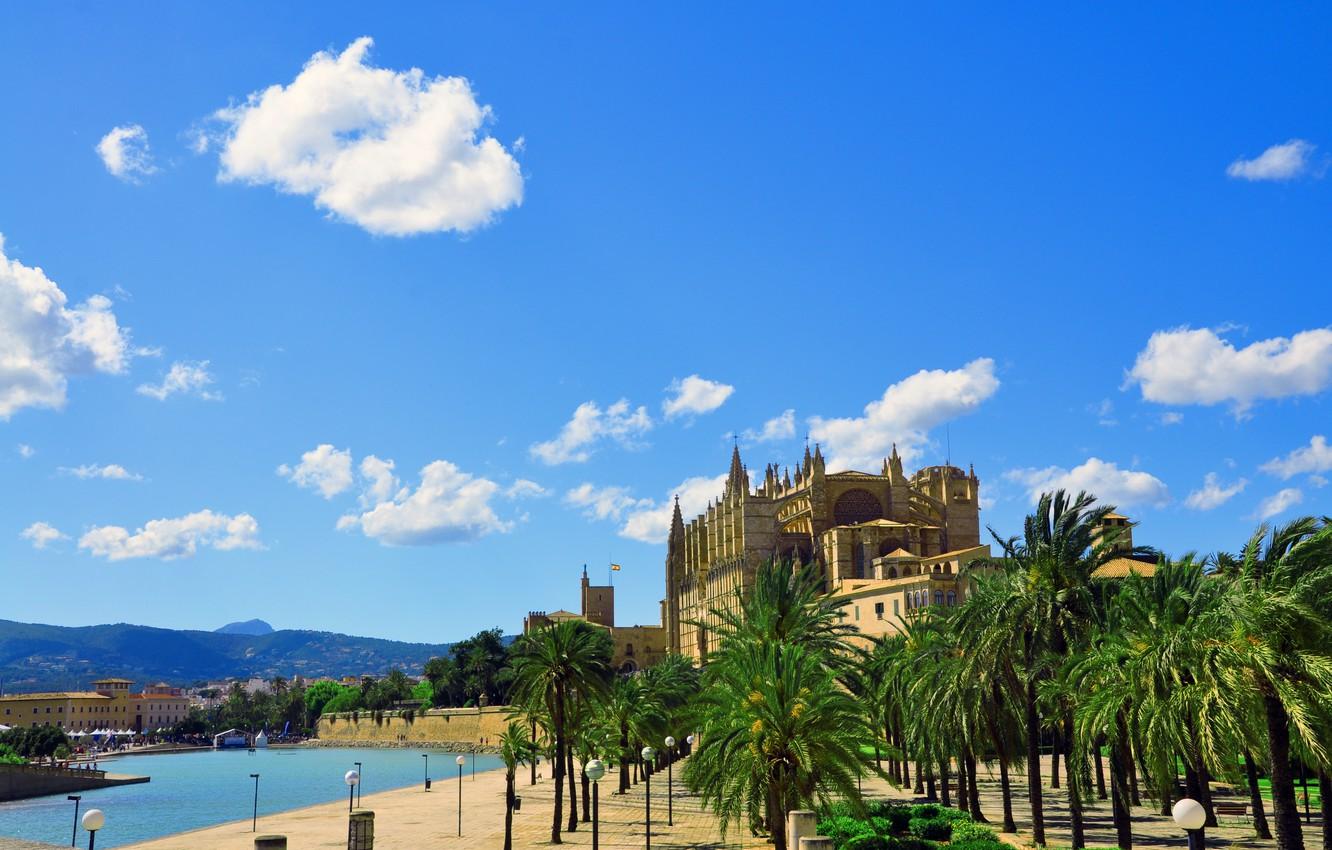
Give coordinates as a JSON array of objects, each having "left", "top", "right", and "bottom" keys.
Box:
[
  {"left": 508, "top": 619, "right": 613, "bottom": 843},
  {"left": 1209, "top": 519, "right": 1332, "bottom": 850},
  {"left": 499, "top": 720, "right": 535, "bottom": 850}
]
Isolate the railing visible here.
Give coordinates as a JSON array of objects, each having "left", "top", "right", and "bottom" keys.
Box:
[{"left": 2, "top": 763, "right": 107, "bottom": 780}]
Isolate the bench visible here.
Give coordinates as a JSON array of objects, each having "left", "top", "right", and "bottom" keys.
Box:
[{"left": 1214, "top": 801, "right": 1248, "bottom": 820}]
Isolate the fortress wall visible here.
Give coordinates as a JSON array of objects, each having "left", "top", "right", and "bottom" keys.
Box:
[{"left": 315, "top": 705, "right": 513, "bottom": 749}]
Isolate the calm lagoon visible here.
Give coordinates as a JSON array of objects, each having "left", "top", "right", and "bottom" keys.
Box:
[{"left": 0, "top": 747, "right": 501, "bottom": 848}]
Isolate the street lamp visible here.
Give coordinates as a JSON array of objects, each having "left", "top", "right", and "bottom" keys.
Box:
[
  {"left": 249, "top": 773, "right": 260, "bottom": 832},
  {"left": 354, "top": 761, "right": 363, "bottom": 807},
  {"left": 344, "top": 769, "right": 360, "bottom": 813},
  {"left": 422, "top": 753, "right": 430, "bottom": 790},
  {"left": 456, "top": 755, "right": 466, "bottom": 836},
  {"left": 1173, "top": 797, "right": 1207, "bottom": 850},
  {"left": 586, "top": 759, "right": 606, "bottom": 850},
  {"left": 81, "top": 809, "right": 104, "bottom": 850},
  {"left": 641, "top": 746, "right": 657, "bottom": 850},
  {"left": 664, "top": 736, "right": 676, "bottom": 826},
  {"left": 67, "top": 795, "right": 82, "bottom": 847}
]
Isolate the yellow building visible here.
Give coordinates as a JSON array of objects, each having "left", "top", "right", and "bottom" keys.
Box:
[
  {"left": 524, "top": 567, "right": 670, "bottom": 674},
  {"left": 665, "top": 444, "right": 987, "bottom": 658},
  {"left": 0, "top": 678, "right": 188, "bottom": 733}
]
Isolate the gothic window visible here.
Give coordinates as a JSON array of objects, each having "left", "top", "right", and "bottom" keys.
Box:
[
  {"left": 833, "top": 489, "right": 884, "bottom": 526},
  {"left": 878, "top": 537, "right": 906, "bottom": 556},
  {"left": 887, "top": 567, "right": 898, "bottom": 579},
  {"left": 934, "top": 590, "right": 944, "bottom": 606},
  {"left": 946, "top": 592, "right": 957, "bottom": 607},
  {"left": 624, "top": 643, "right": 634, "bottom": 657},
  {"left": 853, "top": 544, "right": 865, "bottom": 578}
]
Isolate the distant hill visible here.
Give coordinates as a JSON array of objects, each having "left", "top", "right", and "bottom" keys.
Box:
[
  {"left": 215, "top": 619, "right": 275, "bottom": 636},
  {"left": 0, "top": 619, "right": 477, "bottom": 693}
]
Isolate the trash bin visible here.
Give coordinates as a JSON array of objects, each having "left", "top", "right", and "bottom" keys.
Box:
[
  {"left": 425, "top": 778, "right": 432, "bottom": 791},
  {"left": 514, "top": 796, "right": 522, "bottom": 812}
]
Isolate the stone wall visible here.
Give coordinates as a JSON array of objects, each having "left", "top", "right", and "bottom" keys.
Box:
[
  {"left": 0, "top": 763, "right": 148, "bottom": 802},
  {"left": 316, "top": 706, "right": 514, "bottom": 749}
]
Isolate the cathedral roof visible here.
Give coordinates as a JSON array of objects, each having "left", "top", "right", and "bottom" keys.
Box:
[
  {"left": 1092, "top": 557, "right": 1156, "bottom": 579},
  {"left": 880, "top": 548, "right": 919, "bottom": 560}
]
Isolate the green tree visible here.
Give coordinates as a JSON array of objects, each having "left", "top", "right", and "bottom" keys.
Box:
[{"left": 499, "top": 720, "right": 536, "bottom": 850}]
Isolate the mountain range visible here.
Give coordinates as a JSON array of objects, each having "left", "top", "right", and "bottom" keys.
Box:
[{"left": 0, "top": 618, "right": 465, "bottom": 693}]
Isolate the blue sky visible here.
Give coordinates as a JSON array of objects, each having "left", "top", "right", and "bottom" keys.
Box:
[{"left": 2, "top": 3, "right": 1330, "bottom": 645}]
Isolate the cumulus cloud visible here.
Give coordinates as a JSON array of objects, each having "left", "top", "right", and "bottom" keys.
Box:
[
  {"left": 206, "top": 37, "right": 523, "bottom": 236},
  {"left": 505, "top": 479, "right": 547, "bottom": 499},
  {"left": 136, "top": 360, "right": 222, "bottom": 401},
  {"left": 341, "top": 459, "right": 512, "bottom": 545},
  {"left": 1160, "top": 412, "right": 1184, "bottom": 426},
  {"left": 96, "top": 125, "right": 158, "bottom": 182},
  {"left": 744, "top": 409, "right": 796, "bottom": 443},
  {"left": 1126, "top": 326, "right": 1332, "bottom": 415},
  {"left": 1252, "top": 488, "right": 1304, "bottom": 521},
  {"left": 1184, "top": 472, "right": 1247, "bottom": 511},
  {"left": 1226, "top": 139, "right": 1318, "bottom": 182},
  {"left": 58, "top": 463, "right": 143, "bottom": 481},
  {"left": 1004, "top": 457, "right": 1170, "bottom": 508},
  {"left": 530, "top": 399, "right": 653, "bottom": 465},
  {"left": 1261, "top": 435, "right": 1332, "bottom": 480},
  {"left": 357, "top": 454, "right": 399, "bottom": 507},
  {"left": 79, "top": 510, "right": 262, "bottom": 561},
  {"left": 662, "top": 375, "right": 734, "bottom": 420},
  {"left": 564, "top": 483, "right": 652, "bottom": 522},
  {"left": 1, "top": 236, "right": 134, "bottom": 418},
  {"left": 278, "top": 444, "right": 354, "bottom": 498},
  {"left": 21, "top": 521, "right": 67, "bottom": 550},
  {"left": 16, "top": 444, "right": 35, "bottom": 458},
  {"left": 809, "top": 358, "right": 999, "bottom": 471},
  {"left": 619, "top": 474, "right": 729, "bottom": 544}
]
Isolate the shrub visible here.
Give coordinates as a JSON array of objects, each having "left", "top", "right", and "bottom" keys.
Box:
[
  {"left": 909, "top": 816, "right": 953, "bottom": 841},
  {"left": 948, "top": 840, "right": 1006, "bottom": 850},
  {"left": 912, "top": 804, "right": 942, "bottom": 819},
  {"left": 895, "top": 837, "right": 938, "bottom": 850},
  {"left": 822, "top": 800, "right": 859, "bottom": 820},
  {"left": 950, "top": 821, "right": 998, "bottom": 843},
  {"left": 844, "top": 836, "right": 899, "bottom": 850},
  {"left": 818, "top": 815, "right": 875, "bottom": 846}
]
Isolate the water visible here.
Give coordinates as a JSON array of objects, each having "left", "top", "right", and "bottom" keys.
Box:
[{"left": 0, "top": 747, "right": 501, "bottom": 848}]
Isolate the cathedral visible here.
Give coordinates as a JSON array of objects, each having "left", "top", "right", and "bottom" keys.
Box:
[{"left": 664, "top": 443, "right": 989, "bottom": 659}]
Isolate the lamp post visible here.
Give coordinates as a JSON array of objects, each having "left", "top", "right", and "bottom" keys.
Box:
[
  {"left": 344, "top": 769, "right": 360, "bottom": 813},
  {"left": 67, "top": 795, "right": 82, "bottom": 847},
  {"left": 422, "top": 753, "right": 430, "bottom": 790},
  {"left": 456, "top": 755, "right": 466, "bottom": 836},
  {"left": 641, "top": 746, "right": 657, "bottom": 850},
  {"left": 664, "top": 736, "right": 675, "bottom": 826},
  {"left": 586, "top": 758, "right": 606, "bottom": 850},
  {"left": 81, "top": 809, "right": 104, "bottom": 850},
  {"left": 1173, "top": 797, "right": 1207, "bottom": 850},
  {"left": 249, "top": 773, "right": 260, "bottom": 832},
  {"left": 354, "top": 761, "right": 363, "bottom": 807}
]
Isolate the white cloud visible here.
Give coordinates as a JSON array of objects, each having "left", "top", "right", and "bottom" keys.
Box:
[
  {"left": 1160, "top": 412, "right": 1184, "bottom": 426},
  {"left": 1089, "top": 398, "right": 1117, "bottom": 427},
  {"left": 341, "top": 459, "right": 511, "bottom": 545},
  {"left": 564, "top": 483, "right": 651, "bottom": 521},
  {"left": 278, "top": 444, "right": 354, "bottom": 498},
  {"left": 1260, "top": 435, "right": 1332, "bottom": 480},
  {"left": 96, "top": 124, "right": 158, "bottom": 182},
  {"left": 1004, "top": 457, "right": 1170, "bottom": 508},
  {"left": 58, "top": 463, "right": 143, "bottom": 481},
  {"left": 744, "top": 409, "right": 796, "bottom": 443},
  {"left": 0, "top": 236, "right": 134, "bottom": 418},
  {"left": 1126, "top": 326, "right": 1332, "bottom": 415},
  {"left": 530, "top": 399, "right": 653, "bottom": 465},
  {"left": 79, "top": 510, "right": 262, "bottom": 561},
  {"left": 208, "top": 37, "right": 523, "bottom": 236},
  {"left": 663, "top": 375, "right": 734, "bottom": 420},
  {"left": 16, "top": 444, "right": 35, "bottom": 459},
  {"left": 1226, "top": 139, "right": 1318, "bottom": 182},
  {"left": 136, "top": 360, "right": 222, "bottom": 402},
  {"left": 358, "top": 454, "right": 399, "bottom": 507},
  {"left": 809, "top": 358, "right": 999, "bottom": 471},
  {"left": 21, "top": 521, "right": 66, "bottom": 550},
  {"left": 1184, "top": 472, "right": 1248, "bottom": 511},
  {"left": 1252, "top": 487, "right": 1304, "bottom": 521},
  {"left": 505, "top": 479, "right": 547, "bottom": 499},
  {"left": 619, "top": 474, "right": 729, "bottom": 544}
]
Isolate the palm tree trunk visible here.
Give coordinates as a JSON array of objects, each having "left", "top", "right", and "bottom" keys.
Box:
[
  {"left": 1128, "top": 743, "right": 1141, "bottom": 807},
  {"left": 967, "top": 751, "right": 986, "bottom": 822},
  {"left": 925, "top": 763, "right": 936, "bottom": 801},
  {"left": 1026, "top": 681, "right": 1047, "bottom": 846},
  {"left": 941, "top": 759, "right": 952, "bottom": 807},
  {"left": 1265, "top": 694, "right": 1306, "bottom": 850},
  {"left": 619, "top": 722, "right": 631, "bottom": 793},
  {"left": 1063, "top": 715, "right": 1084, "bottom": 849},
  {"left": 1318, "top": 769, "right": 1330, "bottom": 850},
  {"left": 769, "top": 777, "right": 787, "bottom": 850},
  {"left": 998, "top": 755, "right": 1017, "bottom": 832},
  {"left": 1051, "top": 730, "right": 1061, "bottom": 789},
  {"left": 1094, "top": 737, "right": 1107, "bottom": 800},
  {"left": 566, "top": 744, "right": 579, "bottom": 832},
  {"left": 581, "top": 764, "right": 591, "bottom": 822},
  {"left": 1109, "top": 733, "right": 1133, "bottom": 850},
  {"left": 551, "top": 691, "right": 565, "bottom": 844},
  {"left": 957, "top": 752, "right": 970, "bottom": 814},
  {"left": 1199, "top": 761, "right": 1217, "bottom": 827},
  {"left": 1245, "top": 750, "right": 1273, "bottom": 840},
  {"left": 531, "top": 717, "right": 538, "bottom": 786},
  {"left": 505, "top": 771, "right": 515, "bottom": 850},
  {"left": 902, "top": 737, "right": 912, "bottom": 788}
]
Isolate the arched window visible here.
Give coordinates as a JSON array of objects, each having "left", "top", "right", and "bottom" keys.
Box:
[
  {"left": 833, "top": 489, "right": 885, "bottom": 526},
  {"left": 943, "top": 563, "right": 953, "bottom": 575},
  {"left": 853, "top": 545, "right": 866, "bottom": 578},
  {"left": 933, "top": 591, "right": 944, "bottom": 606},
  {"left": 878, "top": 537, "right": 905, "bottom": 556},
  {"left": 946, "top": 591, "right": 957, "bottom": 607},
  {"left": 624, "top": 643, "right": 634, "bottom": 657},
  {"left": 887, "top": 567, "right": 898, "bottom": 579}
]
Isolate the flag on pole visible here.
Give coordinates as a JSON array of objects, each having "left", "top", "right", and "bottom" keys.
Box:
[{"left": 610, "top": 563, "right": 621, "bottom": 571}]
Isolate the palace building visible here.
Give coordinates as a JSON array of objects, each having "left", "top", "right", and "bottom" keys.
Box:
[
  {"left": 0, "top": 678, "right": 189, "bottom": 733},
  {"left": 664, "top": 444, "right": 993, "bottom": 658},
  {"left": 524, "top": 566, "right": 670, "bottom": 674}
]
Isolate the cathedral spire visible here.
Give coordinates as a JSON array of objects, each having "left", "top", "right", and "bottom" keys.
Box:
[{"left": 726, "top": 442, "right": 746, "bottom": 496}]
